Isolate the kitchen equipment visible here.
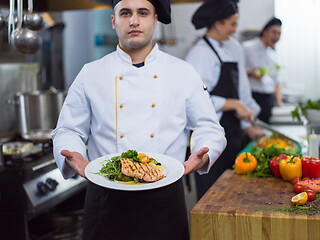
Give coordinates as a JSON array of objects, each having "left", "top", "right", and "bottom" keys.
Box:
[
  {"left": 0, "top": 138, "right": 87, "bottom": 239},
  {"left": 307, "top": 122, "right": 320, "bottom": 157},
  {"left": 8, "top": 87, "right": 66, "bottom": 140},
  {"left": 11, "top": 0, "right": 42, "bottom": 54},
  {"left": 190, "top": 169, "right": 320, "bottom": 240},
  {"left": 2, "top": 141, "right": 42, "bottom": 158},
  {"left": 0, "top": 63, "right": 40, "bottom": 135},
  {"left": 22, "top": 129, "right": 53, "bottom": 142},
  {"left": 7, "top": 0, "right": 15, "bottom": 44},
  {"left": 24, "top": 0, "right": 44, "bottom": 31}
]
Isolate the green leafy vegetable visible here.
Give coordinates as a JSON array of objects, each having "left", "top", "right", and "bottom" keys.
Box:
[
  {"left": 97, "top": 156, "right": 122, "bottom": 181},
  {"left": 96, "top": 149, "right": 140, "bottom": 181},
  {"left": 121, "top": 150, "right": 139, "bottom": 162},
  {"left": 247, "top": 144, "right": 297, "bottom": 178},
  {"left": 291, "top": 99, "right": 320, "bottom": 121}
]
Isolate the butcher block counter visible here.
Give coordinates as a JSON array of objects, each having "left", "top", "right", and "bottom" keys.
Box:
[{"left": 190, "top": 169, "right": 320, "bottom": 240}]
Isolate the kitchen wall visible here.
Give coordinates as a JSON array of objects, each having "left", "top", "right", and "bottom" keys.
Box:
[{"left": 61, "top": 0, "right": 275, "bottom": 88}]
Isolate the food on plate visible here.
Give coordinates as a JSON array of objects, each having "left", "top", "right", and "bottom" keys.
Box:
[
  {"left": 301, "top": 156, "right": 320, "bottom": 179},
  {"left": 297, "top": 179, "right": 320, "bottom": 192},
  {"left": 279, "top": 156, "right": 302, "bottom": 181},
  {"left": 97, "top": 150, "right": 164, "bottom": 184},
  {"left": 256, "top": 134, "right": 298, "bottom": 154},
  {"left": 234, "top": 152, "right": 257, "bottom": 175},
  {"left": 270, "top": 154, "right": 288, "bottom": 178},
  {"left": 120, "top": 158, "right": 164, "bottom": 182},
  {"left": 291, "top": 192, "right": 308, "bottom": 206}
]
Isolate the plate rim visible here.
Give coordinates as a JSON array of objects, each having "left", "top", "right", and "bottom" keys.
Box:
[{"left": 85, "top": 152, "right": 185, "bottom": 191}]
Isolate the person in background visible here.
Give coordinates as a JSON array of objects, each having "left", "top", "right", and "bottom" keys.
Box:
[
  {"left": 51, "top": 0, "right": 226, "bottom": 239},
  {"left": 185, "top": 0, "right": 265, "bottom": 199},
  {"left": 242, "top": 17, "right": 283, "bottom": 123}
]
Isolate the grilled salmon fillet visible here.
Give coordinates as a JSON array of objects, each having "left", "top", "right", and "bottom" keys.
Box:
[{"left": 120, "top": 158, "right": 164, "bottom": 182}]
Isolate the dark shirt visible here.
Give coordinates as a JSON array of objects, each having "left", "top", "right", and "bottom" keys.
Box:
[{"left": 133, "top": 62, "right": 144, "bottom": 68}]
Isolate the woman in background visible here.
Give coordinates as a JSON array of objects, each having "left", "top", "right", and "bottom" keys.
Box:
[
  {"left": 185, "top": 0, "right": 264, "bottom": 199},
  {"left": 242, "top": 17, "right": 283, "bottom": 123}
]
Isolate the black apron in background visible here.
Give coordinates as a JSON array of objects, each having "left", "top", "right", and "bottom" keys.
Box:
[
  {"left": 252, "top": 92, "right": 274, "bottom": 123},
  {"left": 83, "top": 179, "right": 189, "bottom": 240},
  {"left": 195, "top": 36, "right": 247, "bottom": 199}
]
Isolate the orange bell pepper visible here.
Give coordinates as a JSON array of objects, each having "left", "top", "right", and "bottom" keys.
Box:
[
  {"left": 235, "top": 152, "right": 257, "bottom": 174},
  {"left": 279, "top": 156, "right": 302, "bottom": 181}
]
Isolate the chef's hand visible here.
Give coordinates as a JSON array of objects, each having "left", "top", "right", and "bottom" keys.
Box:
[
  {"left": 61, "top": 150, "right": 90, "bottom": 179},
  {"left": 244, "top": 125, "right": 266, "bottom": 140},
  {"left": 234, "top": 101, "right": 254, "bottom": 122},
  {"left": 222, "top": 99, "right": 254, "bottom": 122},
  {"left": 248, "top": 68, "right": 263, "bottom": 80},
  {"left": 183, "top": 147, "right": 209, "bottom": 175}
]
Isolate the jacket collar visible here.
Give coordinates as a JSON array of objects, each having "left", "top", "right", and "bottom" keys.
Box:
[{"left": 116, "top": 42, "right": 159, "bottom": 66}]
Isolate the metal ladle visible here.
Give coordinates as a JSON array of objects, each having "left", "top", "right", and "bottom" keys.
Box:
[
  {"left": 11, "top": 0, "right": 42, "bottom": 54},
  {"left": 24, "top": 0, "right": 44, "bottom": 31}
]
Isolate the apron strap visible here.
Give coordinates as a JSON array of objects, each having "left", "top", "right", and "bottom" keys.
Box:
[{"left": 203, "top": 36, "right": 223, "bottom": 63}]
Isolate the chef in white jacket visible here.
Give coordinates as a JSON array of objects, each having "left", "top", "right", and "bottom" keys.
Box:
[
  {"left": 51, "top": 0, "right": 226, "bottom": 239},
  {"left": 185, "top": 0, "right": 264, "bottom": 199},
  {"left": 242, "top": 17, "right": 283, "bottom": 123}
]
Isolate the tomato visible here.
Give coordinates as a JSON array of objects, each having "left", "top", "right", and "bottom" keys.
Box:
[
  {"left": 304, "top": 189, "right": 315, "bottom": 201},
  {"left": 294, "top": 183, "right": 304, "bottom": 193},
  {"left": 302, "top": 177, "right": 311, "bottom": 181},
  {"left": 291, "top": 176, "right": 301, "bottom": 185}
]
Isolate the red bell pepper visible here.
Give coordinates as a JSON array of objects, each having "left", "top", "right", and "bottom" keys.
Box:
[
  {"left": 270, "top": 154, "right": 288, "bottom": 178},
  {"left": 301, "top": 156, "right": 320, "bottom": 179}
]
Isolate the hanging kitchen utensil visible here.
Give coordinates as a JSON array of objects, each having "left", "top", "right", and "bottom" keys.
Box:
[
  {"left": 8, "top": 0, "right": 15, "bottom": 44},
  {"left": 11, "top": 0, "right": 42, "bottom": 54},
  {"left": 24, "top": 0, "right": 44, "bottom": 31}
]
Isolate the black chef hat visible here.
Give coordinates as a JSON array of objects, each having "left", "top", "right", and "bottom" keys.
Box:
[
  {"left": 261, "top": 17, "right": 282, "bottom": 31},
  {"left": 192, "top": 0, "right": 239, "bottom": 30},
  {"left": 111, "top": 0, "right": 171, "bottom": 24}
]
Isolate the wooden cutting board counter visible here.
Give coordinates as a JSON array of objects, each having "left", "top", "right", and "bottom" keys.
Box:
[{"left": 190, "top": 170, "right": 320, "bottom": 240}]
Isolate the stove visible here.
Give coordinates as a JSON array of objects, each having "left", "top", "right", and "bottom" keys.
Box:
[{"left": 0, "top": 140, "right": 87, "bottom": 239}]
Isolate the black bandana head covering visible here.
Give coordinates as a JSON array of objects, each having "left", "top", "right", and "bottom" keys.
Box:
[
  {"left": 111, "top": 0, "right": 171, "bottom": 24},
  {"left": 192, "top": 0, "right": 239, "bottom": 30},
  {"left": 260, "top": 17, "right": 282, "bottom": 36}
]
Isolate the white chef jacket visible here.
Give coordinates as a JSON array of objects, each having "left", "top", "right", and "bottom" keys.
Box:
[
  {"left": 185, "top": 37, "right": 260, "bottom": 129},
  {"left": 52, "top": 43, "right": 226, "bottom": 179},
  {"left": 242, "top": 37, "right": 279, "bottom": 94}
]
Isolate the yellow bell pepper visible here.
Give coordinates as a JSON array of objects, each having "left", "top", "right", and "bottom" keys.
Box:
[
  {"left": 234, "top": 152, "right": 257, "bottom": 174},
  {"left": 279, "top": 156, "right": 302, "bottom": 181}
]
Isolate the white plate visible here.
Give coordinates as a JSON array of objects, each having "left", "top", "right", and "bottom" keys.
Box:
[{"left": 85, "top": 152, "right": 185, "bottom": 191}]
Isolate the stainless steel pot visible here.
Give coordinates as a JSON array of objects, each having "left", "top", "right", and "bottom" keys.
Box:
[{"left": 8, "top": 87, "right": 66, "bottom": 141}]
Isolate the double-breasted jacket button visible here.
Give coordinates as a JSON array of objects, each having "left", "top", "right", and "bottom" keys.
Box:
[
  {"left": 119, "top": 76, "right": 123, "bottom": 80},
  {"left": 150, "top": 133, "right": 154, "bottom": 138},
  {"left": 154, "top": 75, "right": 157, "bottom": 79},
  {"left": 120, "top": 134, "right": 124, "bottom": 138},
  {"left": 120, "top": 104, "right": 124, "bottom": 108},
  {"left": 152, "top": 103, "right": 156, "bottom": 108}
]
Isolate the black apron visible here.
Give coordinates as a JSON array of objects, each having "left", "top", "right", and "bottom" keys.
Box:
[
  {"left": 83, "top": 178, "right": 189, "bottom": 240},
  {"left": 195, "top": 36, "right": 247, "bottom": 199},
  {"left": 252, "top": 92, "right": 274, "bottom": 123}
]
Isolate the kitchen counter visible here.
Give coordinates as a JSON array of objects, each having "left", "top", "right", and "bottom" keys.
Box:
[{"left": 190, "top": 170, "right": 320, "bottom": 240}]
